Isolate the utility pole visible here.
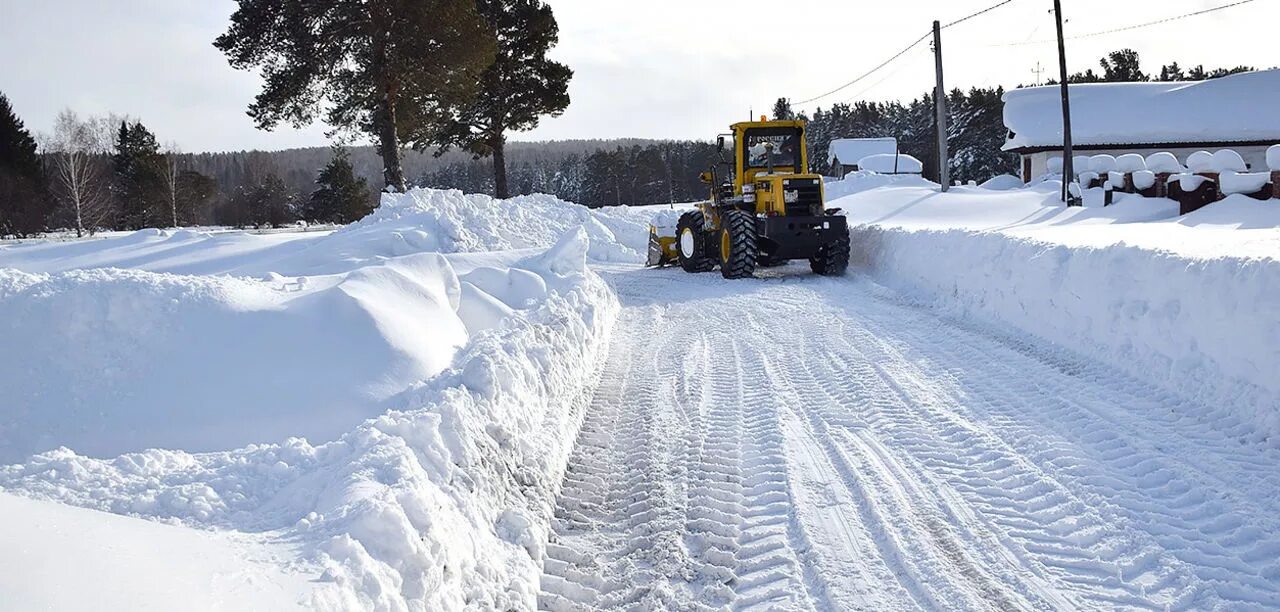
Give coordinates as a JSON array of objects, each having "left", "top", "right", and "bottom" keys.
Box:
[
  {"left": 932, "top": 20, "right": 949, "bottom": 192},
  {"left": 1052, "top": 0, "right": 1078, "bottom": 205},
  {"left": 1032, "top": 61, "right": 1045, "bottom": 86}
]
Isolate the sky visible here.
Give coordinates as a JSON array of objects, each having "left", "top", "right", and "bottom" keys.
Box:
[{"left": 1, "top": 0, "right": 1273, "bottom": 153}]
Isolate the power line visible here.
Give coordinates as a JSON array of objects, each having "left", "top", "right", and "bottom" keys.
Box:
[
  {"left": 1073, "top": 0, "right": 1255, "bottom": 39},
  {"left": 794, "top": 0, "right": 1021, "bottom": 107},
  {"left": 996, "top": 0, "right": 1257, "bottom": 46},
  {"left": 792, "top": 31, "right": 931, "bottom": 106},
  {"left": 942, "top": 0, "right": 1018, "bottom": 29}
]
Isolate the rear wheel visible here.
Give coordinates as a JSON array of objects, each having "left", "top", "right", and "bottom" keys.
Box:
[
  {"left": 719, "top": 209, "right": 758, "bottom": 279},
  {"left": 810, "top": 224, "right": 850, "bottom": 276},
  {"left": 676, "top": 211, "right": 715, "bottom": 273}
]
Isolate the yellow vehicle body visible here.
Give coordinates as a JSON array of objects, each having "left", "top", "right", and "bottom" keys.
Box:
[{"left": 646, "top": 117, "right": 850, "bottom": 278}]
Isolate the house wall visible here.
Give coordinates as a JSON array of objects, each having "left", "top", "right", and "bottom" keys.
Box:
[{"left": 1024, "top": 144, "right": 1275, "bottom": 181}]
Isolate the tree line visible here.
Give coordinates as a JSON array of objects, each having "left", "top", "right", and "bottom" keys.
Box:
[{"left": 0, "top": 97, "right": 375, "bottom": 238}]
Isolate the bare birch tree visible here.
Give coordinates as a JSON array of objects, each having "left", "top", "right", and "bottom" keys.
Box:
[
  {"left": 42, "top": 110, "right": 111, "bottom": 237},
  {"left": 160, "top": 143, "right": 182, "bottom": 227}
]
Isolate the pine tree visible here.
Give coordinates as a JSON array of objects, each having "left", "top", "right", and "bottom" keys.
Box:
[
  {"left": 215, "top": 0, "right": 497, "bottom": 193},
  {"left": 112, "top": 121, "right": 165, "bottom": 230},
  {"left": 772, "top": 98, "right": 795, "bottom": 120},
  {"left": 1100, "top": 49, "right": 1147, "bottom": 82},
  {"left": 308, "top": 148, "right": 373, "bottom": 224},
  {"left": 0, "top": 93, "right": 51, "bottom": 237},
  {"left": 423, "top": 0, "right": 572, "bottom": 199}
]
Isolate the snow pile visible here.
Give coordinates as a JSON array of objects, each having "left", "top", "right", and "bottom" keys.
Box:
[
  {"left": 0, "top": 255, "right": 471, "bottom": 463},
  {"left": 837, "top": 185, "right": 1280, "bottom": 442},
  {"left": 824, "top": 171, "right": 938, "bottom": 201},
  {"left": 266, "top": 188, "right": 644, "bottom": 273},
  {"left": 1220, "top": 171, "right": 1271, "bottom": 195},
  {"left": 1269, "top": 144, "right": 1280, "bottom": 171},
  {"left": 1116, "top": 153, "right": 1147, "bottom": 173},
  {"left": 979, "top": 174, "right": 1025, "bottom": 190},
  {"left": 1146, "top": 152, "right": 1185, "bottom": 174},
  {"left": 1188, "top": 150, "right": 1215, "bottom": 173},
  {"left": 1212, "top": 149, "right": 1248, "bottom": 173},
  {"left": 857, "top": 153, "right": 923, "bottom": 174},
  {"left": 1088, "top": 154, "right": 1118, "bottom": 174},
  {"left": 0, "top": 227, "right": 621, "bottom": 610}
]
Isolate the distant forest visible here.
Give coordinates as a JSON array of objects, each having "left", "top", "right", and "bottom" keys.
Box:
[{"left": 1, "top": 48, "right": 1264, "bottom": 237}]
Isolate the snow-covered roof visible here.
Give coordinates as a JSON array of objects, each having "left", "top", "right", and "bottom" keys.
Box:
[
  {"left": 1002, "top": 70, "right": 1280, "bottom": 152},
  {"left": 828, "top": 137, "right": 897, "bottom": 166}
]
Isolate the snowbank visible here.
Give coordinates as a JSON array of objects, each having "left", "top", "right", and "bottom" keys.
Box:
[
  {"left": 0, "top": 492, "right": 316, "bottom": 609},
  {"left": 838, "top": 186, "right": 1280, "bottom": 442},
  {"left": 857, "top": 153, "right": 923, "bottom": 174},
  {"left": 0, "top": 255, "right": 470, "bottom": 463},
  {"left": 979, "top": 174, "right": 1025, "bottom": 191},
  {"left": 0, "top": 227, "right": 620, "bottom": 610}
]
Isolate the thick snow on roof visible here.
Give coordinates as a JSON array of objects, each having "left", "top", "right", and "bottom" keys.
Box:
[
  {"left": 1003, "top": 70, "right": 1280, "bottom": 151},
  {"left": 827, "top": 137, "right": 897, "bottom": 165}
]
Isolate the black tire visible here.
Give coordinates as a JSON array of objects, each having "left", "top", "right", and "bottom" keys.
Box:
[
  {"left": 719, "top": 209, "right": 758, "bottom": 279},
  {"left": 676, "top": 211, "right": 715, "bottom": 273},
  {"left": 810, "top": 225, "right": 850, "bottom": 276},
  {"left": 757, "top": 254, "right": 789, "bottom": 268}
]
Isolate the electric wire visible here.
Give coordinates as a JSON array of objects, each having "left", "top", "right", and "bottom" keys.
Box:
[
  {"left": 995, "top": 0, "right": 1257, "bottom": 46},
  {"left": 792, "top": 31, "right": 932, "bottom": 106},
  {"left": 793, "top": 0, "right": 1020, "bottom": 107},
  {"left": 942, "top": 0, "right": 1019, "bottom": 29}
]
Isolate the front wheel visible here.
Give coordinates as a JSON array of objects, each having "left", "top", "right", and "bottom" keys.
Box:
[
  {"left": 676, "top": 211, "right": 715, "bottom": 273},
  {"left": 810, "top": 225, "right": 850, "bottom": 276},
  {"left": 719, "top": 209, "right": 758, "bottom": 279}
]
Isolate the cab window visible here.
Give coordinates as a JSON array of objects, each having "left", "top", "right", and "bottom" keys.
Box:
[{"left": 743, "top": 128, "right": 801, "bottom": 170}]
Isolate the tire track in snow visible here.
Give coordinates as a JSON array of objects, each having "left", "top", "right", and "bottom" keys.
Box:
[{"left": 542, "top": 266, "right": 1280, "bottom": 611}]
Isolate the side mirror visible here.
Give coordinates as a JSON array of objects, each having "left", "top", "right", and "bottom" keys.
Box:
[
  {"left": 699, "top": 171, "right": 713, "bottom": 184},
  {"left": 717, "top": 136, "right": 725, "bottom": 151}
]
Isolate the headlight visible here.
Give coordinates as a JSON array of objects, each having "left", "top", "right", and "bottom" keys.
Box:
[{"left": 783, "top": 190, "right": 799, "bottom": 203}]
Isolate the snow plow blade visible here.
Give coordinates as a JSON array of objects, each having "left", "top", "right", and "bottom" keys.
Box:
[{"left": 645, "top": 224, "right": 679, "bottom": 267}]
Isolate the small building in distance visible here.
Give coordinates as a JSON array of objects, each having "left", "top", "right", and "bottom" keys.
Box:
[
  {"left": 1002, "top": 70, "right": 1280, "bottom": 182},
  {"left": 827, "top": 137, "right": 898, "bottom": 177}
]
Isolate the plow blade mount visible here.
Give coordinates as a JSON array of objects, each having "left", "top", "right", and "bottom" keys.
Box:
[{"left": 645, "top": 224, "right": 679, "bottom": 267}]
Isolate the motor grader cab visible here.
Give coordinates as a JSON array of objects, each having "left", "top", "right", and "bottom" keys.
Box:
[{"left": 646, "top": 117, "right": 850, "bottom": 279}]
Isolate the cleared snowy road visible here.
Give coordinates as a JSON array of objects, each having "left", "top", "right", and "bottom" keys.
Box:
[{"left": 539, "top": 265, "right": 1280, "bottom": 611}]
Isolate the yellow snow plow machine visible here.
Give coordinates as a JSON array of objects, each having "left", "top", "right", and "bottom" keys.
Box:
[{"left": 645, "top": 117, "right": 850, "bottom": 279}]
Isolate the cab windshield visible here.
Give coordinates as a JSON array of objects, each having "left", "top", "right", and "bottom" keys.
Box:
[{"left": 743, "top": 128, "right": 802, "bottom": 170}]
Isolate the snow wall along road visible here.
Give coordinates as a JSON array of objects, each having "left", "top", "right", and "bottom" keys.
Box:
[
  {"left": 0, "top": 188, "right": 659, "bottom": 610},
  {"left": 838, "top": 180, "right": 1280, "bottom": 444}
]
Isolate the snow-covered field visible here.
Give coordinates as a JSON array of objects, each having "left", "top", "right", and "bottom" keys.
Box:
[{"left": 1, "top": 180, "right": 1277, "bottom": 610}]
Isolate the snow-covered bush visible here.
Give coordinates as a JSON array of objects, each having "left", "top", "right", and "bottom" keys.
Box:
[
  {"left": 1269, "top": 144, "right": 1280, "bottom": 172},
  {"left": 1089, "top": 155, "right": 1118, "bottom": 174},
  {"left": 1187, "top": 150, "right": 1215, "bottom": 172},
  {"left": 1047, "top": 156, "right": 1064, "bottom": 175},
  {"left": 1073, "top": 155, "right": 1091, "bottom": 176},
  {"left": 1116, "top": 153, "right": 1147, "bottom": 173},
  {"left": 1133, "top": 170, "right": 1157, "bottom": 191},
  {"left": 1211, "top": 149, "right": 1248, "bottom": 173},
  {"left": 1219, "top": 171, "right": 1270, "bottom": 195},
  {"left": 1146, "top": 152, "right": 1185, "bottom": 174},
  {"left": 1108, "top": 171, "right": 1127, "bottom": 189},
  {"left": 1080, "top": 171, "right": 1101, "bottom": 187}
]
